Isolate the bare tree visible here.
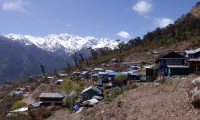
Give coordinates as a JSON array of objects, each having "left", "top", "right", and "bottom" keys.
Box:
[
  {"left": 88, "top": 47, "right": 98, "bottom": 60},
  {"left": 85, "top": 57, "right": 89, "bottom": 65},
  {"left": 79, "top": 53, "right": 85, "bottom": 64},
  {"left": 40, "top": 65, "right": 46, "bottom": 76},
  {"left": 116, "top": 39, "right": 122, "bottom": 54},
  {"left": 65, "top": 61, "right": 71, "bottom": 72},
  {"left": 71, "top": 53, "right": 79, "bottom": 67}
]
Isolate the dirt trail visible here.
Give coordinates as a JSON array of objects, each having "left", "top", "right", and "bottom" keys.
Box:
[{"left": 23, "top": 84, "right": 45, "bottom": 104}]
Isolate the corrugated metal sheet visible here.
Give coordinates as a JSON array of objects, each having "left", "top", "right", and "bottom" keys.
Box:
[
  {"left": 94, "top": 68, "right": 104, "bottom": 71},
  {"left": 167, "top": 65, "right": 189, "bottom": 68},
  {"left": 108, "top": 72, "right": 127, "bottom": 76},
  {"left": 39, "top": 93, "right": 65, "bottom": 98}
]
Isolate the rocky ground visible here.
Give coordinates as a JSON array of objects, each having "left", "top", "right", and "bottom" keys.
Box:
[{"left": 46, "top": 75, "right": 200, "bottom": 120}]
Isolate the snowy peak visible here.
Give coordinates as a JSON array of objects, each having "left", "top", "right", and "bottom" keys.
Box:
[{"left": 4, "top": 33, "right": 119, "bottom": 54}]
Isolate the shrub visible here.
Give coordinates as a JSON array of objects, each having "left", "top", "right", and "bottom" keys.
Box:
[
  {"left": 61, "top": 79, "right": 81, "bottom": 94},
  {"left": 114, "top": 74, "right": 128, "bottom": 92},
  {"left": 62, "top": 96, "right": 76, "bottom": 109},
  {"left": 61, "top": 79, "right": 73, "bottom": 93},
  {"left": 11, "top": 100, "right": 26, "bottom": 110}
]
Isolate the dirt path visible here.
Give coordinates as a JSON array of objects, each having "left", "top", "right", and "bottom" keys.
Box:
[{"left": 23, "top": 84, "right": 45, "bottom": 104}]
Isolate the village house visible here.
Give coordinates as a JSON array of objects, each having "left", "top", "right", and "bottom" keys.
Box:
[
  {"left": 81, "top": 86, "right": 102, "bottom": 101},
  {"left": 72, "top": 71, "right": 81, "bottom": 76},
  {"left": 94, "top": 68, "right": 105, "bottom": 74},
  {"left": 39, "top": 93, "right": 66, "bottom": 106},
  {"left": 54, "top": 79, "right": 63, "bottom": 85},
  {"left": 11, "top": 86, "right": 29, "bottom": 96},
  {"left": 156, "top": 52, "right": 189, "bottom": 77},
  {"left": 107, "top": 59, "right": 119, "bottom": 67},
  {"left": 185, "top": 48, "right": 200, "bottom": 73},
  {"left": 27, "top": 102, "right": 41, "bottom": 111},
  {"left": 81, "top": 71, "right": 91, "bottom": 79}
]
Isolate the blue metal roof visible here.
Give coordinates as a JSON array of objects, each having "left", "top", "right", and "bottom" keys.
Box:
[
  {"left": 130, "top": 72, "right": 138, "bottom": 75},
  {"left": 98, "top": 72, "right": 109, "bottom": 75},
  {"left": 108, "top": 72, "right": 127, "bottom": 76}
]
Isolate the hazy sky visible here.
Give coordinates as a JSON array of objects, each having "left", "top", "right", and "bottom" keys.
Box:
[{"left": 0, "top": 0, "right": 198, "bottom": 41}]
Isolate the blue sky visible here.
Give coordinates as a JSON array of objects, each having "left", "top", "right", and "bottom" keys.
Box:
[{"left": 0, "top": 0, "right": 198, "bottom": 41}]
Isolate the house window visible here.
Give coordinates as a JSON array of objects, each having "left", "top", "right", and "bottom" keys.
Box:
[{"left": 166, "top": 59, "right": 183, "bottom": 65}]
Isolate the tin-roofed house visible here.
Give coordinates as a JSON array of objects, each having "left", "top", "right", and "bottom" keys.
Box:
[
  {"left": 39, "top": 93, "right": 66, "bottom": 106},
  {"left": 81, "top": 71, "right": 91, "bottom": 79},
  {"left": 81, "top": 86, "right": 102, "bottom": 101},
  {"left": 157, "top": 52, "right": 189, "bottom": 78},
  {"left": 185, "top": 48, "right": 200, "bottom": 73},
  {"left": 94, "top": 68, "right": 105, "bottom": 74}
]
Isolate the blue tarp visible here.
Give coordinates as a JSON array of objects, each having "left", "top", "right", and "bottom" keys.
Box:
[
  {"left": 140, "top": 75, "right": 146, "bottom": 80},
  {"left": 130, "top": 72, "right": 138, "bottom": 76},
  {"left": 73, "top": 104, "right": 80, "bottom": 111},
  {"left": 98, "top": 79, "right": 102, "bottom": 84}
]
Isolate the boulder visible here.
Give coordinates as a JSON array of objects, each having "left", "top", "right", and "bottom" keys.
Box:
[{"left": 189, "top": 77, "right": 200, "bottom": 108}]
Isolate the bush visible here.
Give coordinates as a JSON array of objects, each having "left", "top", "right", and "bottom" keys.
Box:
[
  {"left": 11, "top": 100, "right": 26, "bottom": 110},
  {"left": 62, "top": 96, "right": 76, "bottom": 109},
  {"left": 61, "top": 79, "right": 73, "bottom": 93}
]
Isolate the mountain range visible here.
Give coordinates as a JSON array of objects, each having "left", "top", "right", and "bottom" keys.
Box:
[
  {"left": 0, "top": 34, "right": 118, "bottom": 83},
  {"left": 5, "top": 33, "right": 118, "bottom": 55}
]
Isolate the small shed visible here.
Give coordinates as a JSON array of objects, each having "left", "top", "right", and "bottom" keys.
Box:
[
  {"left": 59, "top": 74, "right": 68, "bottom": 77},
  {"left": 81, "top": 86, "right": 102, "bottom": 101},
  {"left": 54, "top": 79, "right": 63, "bottom": 84},
  {"left": 72, "top": 72, "right": 81, "bottom": 76},
  {"left": 28, "top": 102, "right": 41, "bottom": 108},
  {"left": 28, "top": 102, "right": 41, "bottom": 110}
]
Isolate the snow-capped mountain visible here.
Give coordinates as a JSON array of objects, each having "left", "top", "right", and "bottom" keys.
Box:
[
  {"left": 4, "top": 33, "right": 118, "bottom": 55},
  {"left": 0, "top": 33, "right": 119, "bottom": 83}
]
